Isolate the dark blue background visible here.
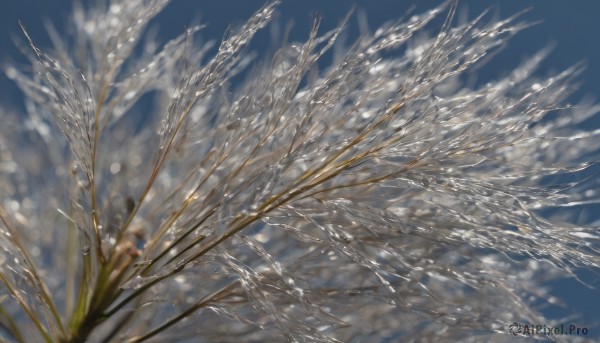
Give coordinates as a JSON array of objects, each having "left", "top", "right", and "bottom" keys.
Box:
[{"left": 1, "top": 0, "right": 598, "bottom": 339}]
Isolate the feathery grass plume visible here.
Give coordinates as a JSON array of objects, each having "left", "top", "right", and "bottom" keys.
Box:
[{"left": 1, "top": 0, "right": 599, "bottom": 341}]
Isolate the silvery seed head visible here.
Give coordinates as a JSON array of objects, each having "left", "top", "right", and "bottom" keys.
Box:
[{"left": 0, "top": 1, "right": 599, "bottom": 342}]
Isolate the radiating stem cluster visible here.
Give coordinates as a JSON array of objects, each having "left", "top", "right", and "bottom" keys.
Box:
[{"left": 1, "top": 0, "right": 599, "bottom": 342}]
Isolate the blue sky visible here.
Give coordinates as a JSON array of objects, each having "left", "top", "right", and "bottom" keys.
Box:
[
  {"left": 3, "top": 1, "right": 600, "bottom": 104},
  {"left": 1, "top": 0, "right": 599, "bottom": 339}
]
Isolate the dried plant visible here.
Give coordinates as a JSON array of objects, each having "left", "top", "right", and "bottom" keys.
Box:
[{"left": 1, "top": 0, "right": 599, "bottom": 342}]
